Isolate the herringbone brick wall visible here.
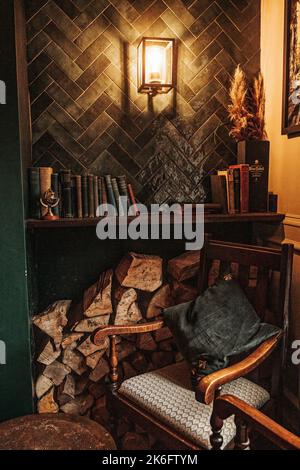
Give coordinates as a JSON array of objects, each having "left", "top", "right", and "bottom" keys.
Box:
[{"left": 25, "top": 0, "right": 261, "bottom": 204}]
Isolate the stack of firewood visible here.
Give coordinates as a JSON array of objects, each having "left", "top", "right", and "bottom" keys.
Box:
[{"left": 32, "top": 251, "right": 200, "bottom": 439}]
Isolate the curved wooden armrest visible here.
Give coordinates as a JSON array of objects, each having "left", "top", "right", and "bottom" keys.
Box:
[
  {"left": 92, "top": 319, "right": 165, "bottom": 345},
  {"left": 215, "top": 394, "right": 300, "bottom": 450},
  {"left": 196, "top": 332, "right": 282, "bottom": 404}
]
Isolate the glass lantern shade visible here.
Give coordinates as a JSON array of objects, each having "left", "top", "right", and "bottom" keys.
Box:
[{"left": 137, "top": 38, "right": 175, "bottom": 94}]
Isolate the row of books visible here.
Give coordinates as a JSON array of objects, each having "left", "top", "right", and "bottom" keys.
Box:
[
  {"left": 28, "top": 167, "right": 139, "bottom": 219},
  {"left": 210, "top": 164, "right": 251, "bottom": 214}
]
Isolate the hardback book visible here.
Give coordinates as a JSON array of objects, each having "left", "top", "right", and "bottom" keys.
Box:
[
  {"left": 71, "top": 176, "right": 77, "bottom": 218},
  {"left": 75, "top": 175, "right": 83, "bottom": 218},
  {"left": 82, "top": 174, "right": 89, "bottom": 218},
  {"left": 229, "top": 164, "right": 249, "bottom": 213},
  {"left": 105, "top": 175, "right": 118, "bottom": 214},
  {"left": 101, "top": 176, "right": 108, "bottom": 216},
  {"left": 127, "top": 183, "right": 139, "bottom": 215},
  {"left": 117, "top": 175, "right": 129, "bottom": 213},
  {"left": 237, "top": 141, "right": 270, "bottom": 212},
  {"left": 51, "top": 173, "right": 59, "bottom": 217},
  {"left": 231, "top": 167, "right": 241, "bottom": 213},
  {"left": 217, "top": 170, "right": 235, "bottom": 214},
  {"left": 112, "top": 177, "right": 124, "bottom": 216},
  {"left": 28, "top": 167, "right": 41, "bottom": 219},
  {"left": 88, "top": 174, "right": 95, "bottom": 218},
  {"left": 60, "top": 170, "right": 72, "bottom": 218},
  {"left": 93, "top": 176, "right": 99, "bottom": 217},
  {"left": 210, "top": 175, "right": 228, "bottom": 214},
  {"left": 97, "top": 177, "right": 102, "bottom": 215},
  {"left": 39, "top": 167, "right": 53, "bottom": 217}
]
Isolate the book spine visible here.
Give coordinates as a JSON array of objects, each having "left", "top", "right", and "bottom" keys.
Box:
[
  {"left": 105, "top": 175, "right": 118, "bottom": 214},
  {"left": 112, "top": 177, "right": 124, "bottom": 216},
  {"left": 71, "top": 176, "right": 77, "bottom": 218},
  {"left": 82, "top": 175, "right": 89, "bottom": 218},
  {"left": 75, "top": 175, "right": 83, "bottom": 218},
  {"left": 127, "top": 183, "right": 139, "bottom": 215},
  {"left": 97, "top": 177, "right": 102, "bottom": 216},
  {"left": 227, "top": 169, "right": 236, "bottom": 215},
  {"left": 94, "top": 176, "right": 99, "bottom": 217},
  {"left": 28, "top": 167, "right": 41, "bottom": 219},
  {"left": 232, "top": 168, "right": 240, "bottom": 213},
  {"left": 60, "top": 170, "right": 72, "bottom": 218},
  {"left": 51, "top": 173, "right": 59, "bottom": 217},
  {"left": 240, "top": 166, "right": 249, "bottom": 213},
  {"left": 88, "top": 175, "right": 95, "bottom": 218},
  {"left": 210, "top": 175, "right": 228, "bottom": 214},
  {"left": 117, "top": 175, "right": 129, "bottom": 213},
  {"left": 101, "top": 176, "right": 108, "bottom": 216}
]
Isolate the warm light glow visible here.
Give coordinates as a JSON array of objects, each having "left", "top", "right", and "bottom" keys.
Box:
[{"left": 145, "top": 45, "right": 166, "bottom": 84}]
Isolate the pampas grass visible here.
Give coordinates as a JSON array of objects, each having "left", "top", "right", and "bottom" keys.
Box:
[{"left": 228, "top": 67, "right": 268, "bottom": 142}]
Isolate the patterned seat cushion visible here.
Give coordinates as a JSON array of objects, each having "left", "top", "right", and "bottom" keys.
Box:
[{"left": 119, "top": 361, "right": 270, "bottom": 449}]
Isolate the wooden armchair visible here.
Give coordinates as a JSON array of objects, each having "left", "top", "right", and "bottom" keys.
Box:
[
  {"left": 214, "top": 394, "right": 300, "bottom": 450},
  {"left": 93, "top": 238, "right": 294, "bottom": 450}
]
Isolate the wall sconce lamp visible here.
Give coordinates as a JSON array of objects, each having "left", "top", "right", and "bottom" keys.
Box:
[{"left": 137, "top": 37, "right": 175, "bottom": 96}]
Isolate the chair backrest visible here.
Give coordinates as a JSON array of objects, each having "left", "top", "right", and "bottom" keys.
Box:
[{"left": 197, "top": 236, "right": 294, "bottom": 367}]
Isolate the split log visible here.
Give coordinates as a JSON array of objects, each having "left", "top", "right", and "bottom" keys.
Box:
[
  {"left": 37, "top": 387, "right": 59, "bottom": 414},
  {"left": 151, "top": 351, "right": 173, "bottom": 369},
  {"left": 62, "top": 374, "right": 75, "bottom": 398},
  {"left": 89, "top": 358, "right": 110, "bottom": 382},
  {"left": 122, "top": 361, "right": 137, "bottom": 380},
  {"left": 91, "top": 396, "right": 110, "bottom": 427},
  {"left": 153, "top": 326, "right": 172, "bottom": 342},
  {"left": 32, "top": 300, "right": 71, "bottom": 346},
  {"left": 114, "top": 288, "right": 142, "bottom": 325},
  {"left": 88, "top": 383, "right": 106, "bottom": 400},
  {"left": 159, "top": 339, "right": 174, "bottom": 351},
  {"left": 36, "top": 340, "right": 61, "bottom": 366},
  {"left": 75, "top": 375, "right": 89, "bottom": 396},
  {"left": 115, "top": 253, "right": 163, "bottom": 292},
  {"left": 61, "top": 333, "right": 83, "bottom": 350},
  {"left": 43, "top": 361, "right": 71, "bottom": 386},
  {"left": 171, "top": 281, "right": 198, "bottom": 304},
  {"left": 63, "top": 348, "right": 87, "bottom": 376},
  {"left": 146, "top": 284, "right": 174, "bottom": 319},
  {"left": 60, "top": 394, "right": 94, "bottom": 415},
  {"left": 73, "top": 315, "right": 110, "bottom": 333},
  {"left": 35, "top": 374, "right": 53, "bottom": 399},
  {"left": 136, "top": 333, "right": 157, "bottom": 351},
  {"left": 117, "top": 417, "right": 132, "bottom": 438},
  {"left": 86, "top": 349, "right": 106, "bottom": 369},
  {"left": 117, "top": 340, "right": 136, "bottom": 360},
  {"left": 84, "top": 270, "right": 113, "bottom": 317},
  {"left": 168, "top": 251, "right": 200, "bottom": 282},
  {"left": 122, "top": 432, "right": 150, "bottom": 450},
  {"left": 76, "top": 336, "right": 109, "bottom": 357},
  {"left": 131, "top": 352, "right": 148, "bottom": 373}
]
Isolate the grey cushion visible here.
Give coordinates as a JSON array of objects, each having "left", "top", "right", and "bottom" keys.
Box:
[
  {"left": 163, "top": 279, "right": 280, "bottom": 378},
  {"left": 119, "top": 361, "right": 270, "bottom": 449}
]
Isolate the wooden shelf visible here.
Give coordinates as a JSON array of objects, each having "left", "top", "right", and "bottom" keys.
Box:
[{"left": 26, "top": 212, "right": 285, "bottom": 229}]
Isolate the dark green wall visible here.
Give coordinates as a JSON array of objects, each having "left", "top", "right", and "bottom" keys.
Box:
[{"left": 0, "top": 0, "right": 33, "bottom": 421}]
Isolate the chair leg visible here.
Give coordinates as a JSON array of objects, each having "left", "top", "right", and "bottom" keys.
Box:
[
  {"left": 210, "top": 409, "right": 224, "bottom": 450},
  {"left": 234, "top": 416, "right": 250, "bottom": 450}
]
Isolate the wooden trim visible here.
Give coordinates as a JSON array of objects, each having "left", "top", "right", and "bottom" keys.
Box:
[
  {"left": 282, "top": 0, "right": 300, "bottom": 136},
  {"left": 26, "top": 213, "right": 285, "bottom": 229},
  {"left": 215, "top": 394, "right": 300, "bottom": 450},
  {"left": 196, "top": 333, "right": 282, "bottom": 405}
]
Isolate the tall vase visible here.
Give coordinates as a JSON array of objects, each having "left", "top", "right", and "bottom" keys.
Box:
[{"left": 237, "top": 140, "right": 270, "bottom": 213}]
